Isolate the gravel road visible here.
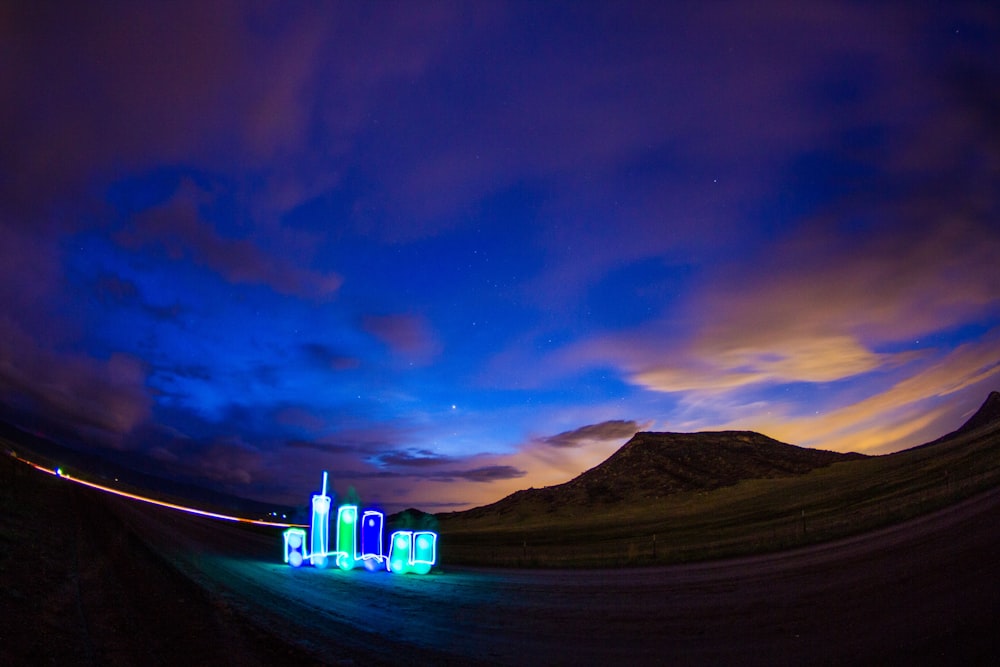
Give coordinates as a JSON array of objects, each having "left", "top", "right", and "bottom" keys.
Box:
[{"left": 104, "top": 485, "right": 1000, "bottom": 665}]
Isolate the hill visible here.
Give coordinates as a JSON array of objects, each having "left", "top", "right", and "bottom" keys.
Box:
[
  {"left": 957, "top": 390, "right": 1000, "bottom": 434},
  {"left": 438, "top": 391, "right": 1000, "bottom": 567},
  {"left": 450, "top": 430, "right": 865, "bottom": 521}
]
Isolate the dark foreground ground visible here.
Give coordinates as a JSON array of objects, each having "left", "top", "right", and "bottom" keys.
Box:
[{"left": 3, "top": 463, "right": 998, "bottom": 665}]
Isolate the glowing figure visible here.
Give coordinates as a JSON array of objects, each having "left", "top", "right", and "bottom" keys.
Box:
[
  {"left": 412, "top": 531, "right": 437, "bottom": 575},
  {"left": 283, "top": 528, "right": 307, "bottom": 567},
  {"left": 388, "top": 530, "right": 414, "bottom": 574},
  {"left": 310, "top": 472, "right": 332, "bottom": 568},
  {"left": 361, "top": 510, "right": 385, "bottom": 567},
  {"left": 335, "top": 505, "right": 359, "bottom": 570},
  {"left": 387, "top": 530, "right": 438, "bottom": 574}
]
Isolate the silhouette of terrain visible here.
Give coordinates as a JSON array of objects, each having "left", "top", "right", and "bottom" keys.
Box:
[
  {"left": 450, "top": 430, "right": 865, "bottom": 520},
  {"left": 956, "top": 390, "right": 1000, "bottom": 434}
]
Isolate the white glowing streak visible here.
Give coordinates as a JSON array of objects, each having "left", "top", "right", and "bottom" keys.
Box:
[
  {"left": 14, "top": 454, "right": 305, "bottom": 528},
  {"left": 310, "top": 472, "right": 332, "bottom": 567}
]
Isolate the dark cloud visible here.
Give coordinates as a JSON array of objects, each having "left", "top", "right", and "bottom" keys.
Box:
[
  {"left": 0, "top": 316, "right": 151, "bottom": 447},
  {"left": 90, "top": 271, "right": 185, "bottom": 323},
  {"left": 284, "top": 439, "right": 357, "bottom": 454},
  {"left": 94, "top": 273, "right": 140, "bottom": 304},
  {"left": 362, "top": 314, "right": 441, "bottom": 363},
  {"left": 374, "top": 449, "right": 457, "bottom": 468},
  {"left": 429, "top": 465, "right": 527, "bottom": 483},
  {"left": 163, "top": 364, "right": 213, "bottom": 382},
  {"left": 271, "top": 407, "right": 327, "bottom": 433},
  {"left": 116, "top": 180, "right": 342, "bottom": 298},
  {"left": 539, "top": 420, "right": 647, "bottom": 449},
  {"left": 300, "top": 343, "right": 360, "bottom": 371}
]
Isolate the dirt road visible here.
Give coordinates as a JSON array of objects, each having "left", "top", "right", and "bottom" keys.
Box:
[
  {"left": 4, "top": 462, "right": 997, "bottom": 665},
  {"left": 107, "top": 483, "right": 1000, "bottom": 665}
]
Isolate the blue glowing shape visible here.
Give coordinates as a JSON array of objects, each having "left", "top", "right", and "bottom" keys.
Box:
[
  {"left": 283, "top": 528, "right": 307, "bottom": 568},
  {"left": 310, "top": 472, "right": 331, "bottom": 568},
  {"left": 360, "top": 510, "right": 385, "bottom": 563}
]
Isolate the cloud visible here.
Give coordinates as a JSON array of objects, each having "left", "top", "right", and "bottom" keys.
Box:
[
  {"left": 374, "top": 449, "right": 457, "bottom": 468},
  {"left": 429, "top": 465, "right": 527, "bottom": 483},
  {"left": 632, "top": 335, "right": 897, "bottom": 394},
  {"left": 197, "top": 446, "right": 260, "bottom": 486},
  {"left": 538, "top": 419, "right": 648, "bottom": 448},
  {"left": 284, "top": 439, "right": 356, "bottom": 454},
  {"left": 271, "top": 406, "right": 327, "bottom": 433},
  {"left": 618, "top": 216, "right": 999, "bottom": 396},
  {"left": 738, "top": 332, "right": 1000, "bottom": 453},
  {"left": 116, "top": 180, "right": 342, "bottom": 298},
  {"left": 0, "top": 309, "right": 151, "bottom": 446},
  {"left": 0, "top": 226, "right": 152, "bottom": 448},
  {"left": 91, "top": 271, "right": 184, "bottom": 322},
  {"left": 300, "top": 343, "right": 360, "bottom": 371},
  {"left": 363, "top": 313, "right": 441, "bottom": 363}
]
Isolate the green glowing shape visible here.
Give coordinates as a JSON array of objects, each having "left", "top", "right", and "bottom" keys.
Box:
[
  {"left": 388, "top": 530, "right": 412, "bottom": 573},
  {"left": 336, "top": 505, "right": 359, "bottom": 570}
]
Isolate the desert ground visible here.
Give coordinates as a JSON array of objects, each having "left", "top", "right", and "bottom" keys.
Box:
[{"left": 3, "top": 463, "right": 997, "bottom": 665}]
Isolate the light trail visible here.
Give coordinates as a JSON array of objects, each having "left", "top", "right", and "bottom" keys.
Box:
[{"left": 11, "top": 452, "right": 307, "bottom": 528}]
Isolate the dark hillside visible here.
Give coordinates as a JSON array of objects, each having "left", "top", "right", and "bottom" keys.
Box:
[
  {"left": 957, "top": 391, "right": 1000, "bottom": 434},
  {"left": 451, "top": 430, "right": 864, "bottom": 520}
]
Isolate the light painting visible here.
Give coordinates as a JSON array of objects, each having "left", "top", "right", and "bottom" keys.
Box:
[{"left": 285, "top": 471, "right": 437, "bottom": 575}]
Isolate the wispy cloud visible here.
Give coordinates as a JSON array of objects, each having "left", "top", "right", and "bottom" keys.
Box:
[
  {"left": 427, "top": 465, "right": 527, "bottom": 483},
  {"left": 536, "top": 419, "right": 649, "bottom": 449}
]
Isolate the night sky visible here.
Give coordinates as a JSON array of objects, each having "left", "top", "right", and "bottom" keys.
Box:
[{"left": 2, "top": 2, "right": 998, "bottom": 511}]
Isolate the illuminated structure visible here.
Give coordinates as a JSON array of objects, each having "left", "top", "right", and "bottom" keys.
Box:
[
  {"left": 388, "top": 530, "right": 437, "bottom": 574},
  {"left": 335, "top": 504, "right": 359, "bottom": 570},
  {"left": 360, "top": 510, "right": 385, "bottom": 571},
  {"left": 283, "top": 528, "right": 307, "bottom": 567},
  {"left": 310, "top": 472, "right": 332, "bottom": 567},
  {"left": 282, "top": 471, "right": 437, "bottom": 574}
]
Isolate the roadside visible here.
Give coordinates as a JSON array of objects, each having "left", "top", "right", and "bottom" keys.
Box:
[{"left": 0, "top": 462, "right": 323, "bottom": 666}]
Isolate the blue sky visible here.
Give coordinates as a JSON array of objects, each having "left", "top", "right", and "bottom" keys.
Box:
[{"left": 2, "top": 1, "right": 998, "bottom": 511}]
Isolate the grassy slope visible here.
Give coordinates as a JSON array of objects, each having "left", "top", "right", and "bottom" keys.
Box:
[{"left": 438, "top": 417, "right": 1000, "bottom": 568}]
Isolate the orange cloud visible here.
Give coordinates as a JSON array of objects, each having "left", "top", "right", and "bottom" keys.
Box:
[{"left": 715, "top": 333, "right": 1000, "bottom": 453}]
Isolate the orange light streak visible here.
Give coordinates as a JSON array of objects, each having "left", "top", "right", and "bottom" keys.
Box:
[{"left": 11, "top": 453, "right": 307, "bottom": 528}]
